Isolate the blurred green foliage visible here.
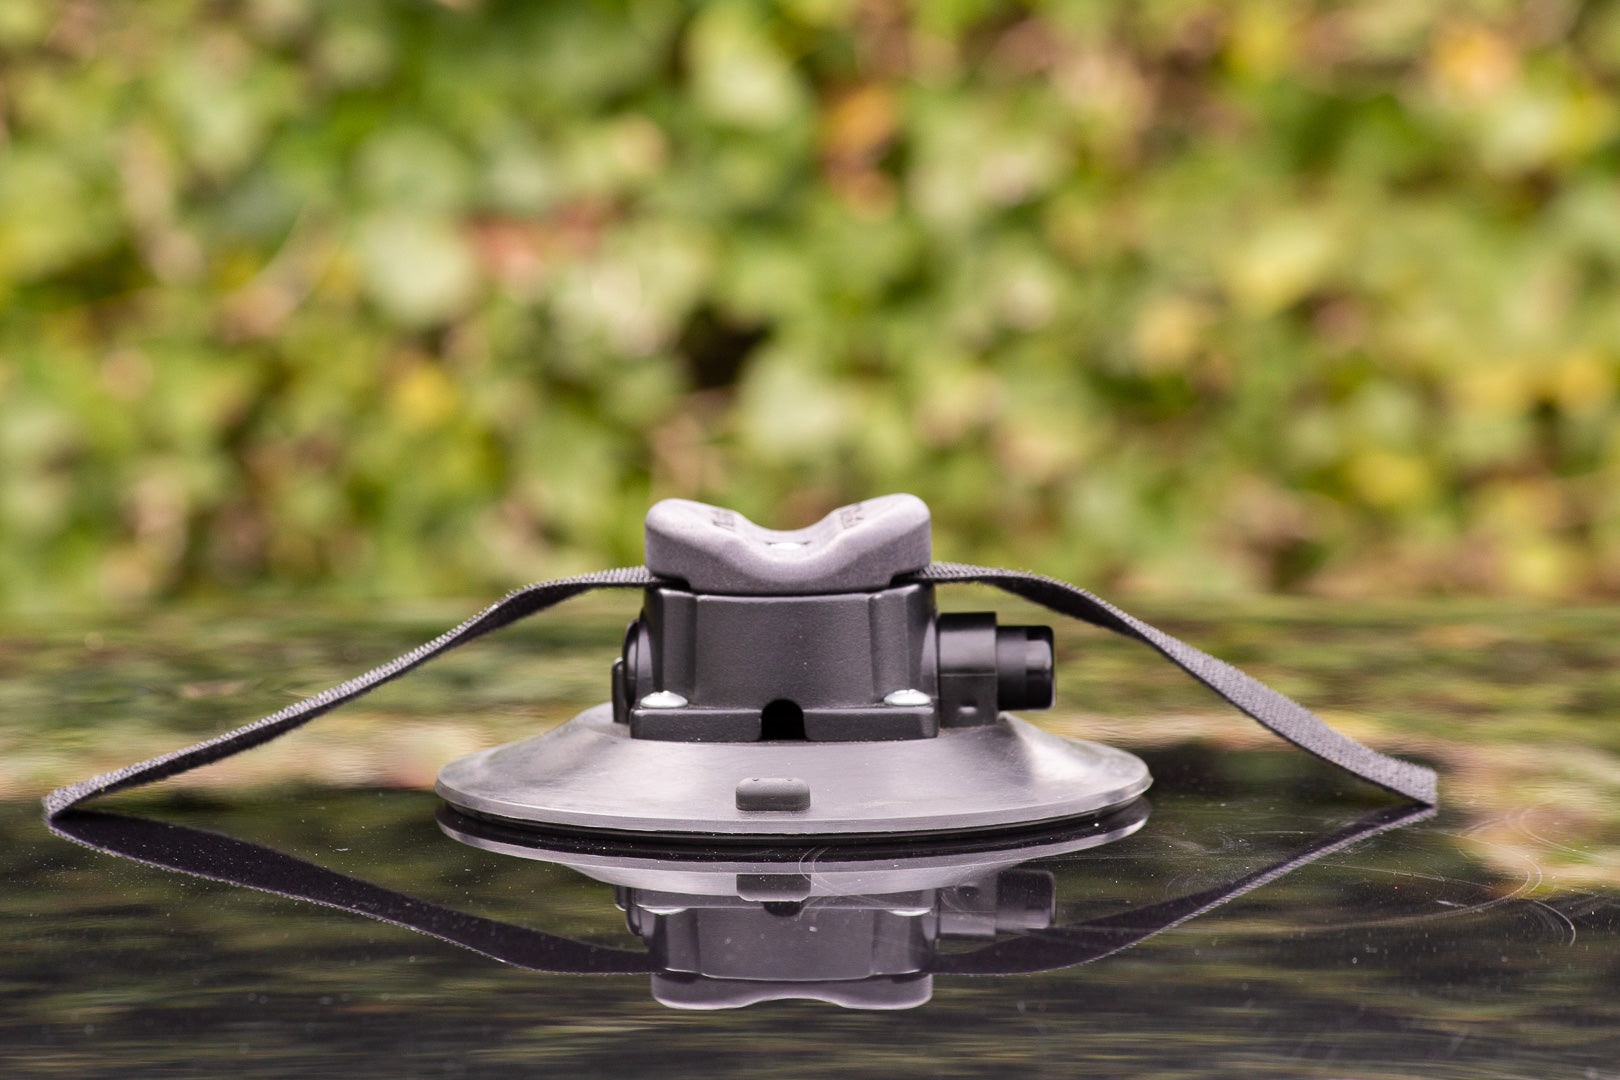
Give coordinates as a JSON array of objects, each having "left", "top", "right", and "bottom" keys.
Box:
[{"left": 5, "top": 0, "right": 1620, "bottom": 609}]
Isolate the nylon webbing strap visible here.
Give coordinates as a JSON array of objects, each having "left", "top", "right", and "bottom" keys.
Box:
[
  {"left": 910, "top": 564, "right": 1438, "bottom": 805},
  {"left": 44, "top": 561, "right": 1435, "bottom": 819},
  {"left": 43, "top": 567, "right": 656, "bottom": 818}
]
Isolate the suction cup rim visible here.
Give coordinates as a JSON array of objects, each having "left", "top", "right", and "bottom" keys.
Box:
[{"left": 435, "top": 704, "right": 1152, "bottom": 840}]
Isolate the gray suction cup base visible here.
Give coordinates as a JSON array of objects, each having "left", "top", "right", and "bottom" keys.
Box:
[{"left": 435, "top": 704, "right": 1152, "bottom": 839}]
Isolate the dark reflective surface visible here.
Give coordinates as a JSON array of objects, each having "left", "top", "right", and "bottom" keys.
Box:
[
  {"left": 12, "top": 596, "right": 1620, "bottom": 1077},
  {"left": 10, "top": 745, "right": 1620, "bottom": 1078}
]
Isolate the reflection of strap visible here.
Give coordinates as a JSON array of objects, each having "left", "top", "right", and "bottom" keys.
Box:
[
  {"left": 934, "top": 803, "right": 1434, "bottom": 976},
  {"left": 47, "top": 810, "right": 654, "bottom": 975},
  {"left": 43, "top": 568, "right": 656, "bottom": 817},
  {"left": 43, "top": 561, "right": 1434, "bottom": 819},
  {"left": 48, "top": 803, "right": 1431, "bottom": 981},
  {"left": 911, "top": 565, "right": 1437, "bottom": 805}
]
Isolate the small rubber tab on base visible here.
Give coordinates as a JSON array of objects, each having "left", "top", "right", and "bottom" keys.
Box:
[{"left": 735, "top": 777, "right": 811, "bottom": 812}]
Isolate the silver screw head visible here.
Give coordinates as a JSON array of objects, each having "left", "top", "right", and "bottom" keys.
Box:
[
  {"left": 883, "top": 688, "right": 931, "bottom": 707},
  {"left": 639, "top": 690, "right": 688, "bottom": 709}
]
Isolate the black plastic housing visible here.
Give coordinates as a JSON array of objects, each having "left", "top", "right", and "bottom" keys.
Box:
[{"left": 612, "top": 584, "right": 1054, "bottom": 743}]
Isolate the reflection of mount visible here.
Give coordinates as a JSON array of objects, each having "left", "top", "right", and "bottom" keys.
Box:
[
  {"left": 439, "top": 801, "right": 1151, "bottom": 1009},
  {"left": 49, "top": 799, "right": 1429, "bottom": 1011},
  {"left": 632, "top": 876, "right": 1050, "bottom": 1011}
]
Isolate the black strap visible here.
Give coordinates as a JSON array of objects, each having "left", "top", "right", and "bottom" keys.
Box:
[
  {"left": 43, "top": 562, "right": 1434, "bottom": 819},
  {"left": 43, "top": 567, "right": 656, "bottom": 818},
  {"left": 910, "top": 564, "right": 1437, "bottom": 805}
]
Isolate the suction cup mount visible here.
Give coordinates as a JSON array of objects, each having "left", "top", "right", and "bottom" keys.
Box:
[
  {"left": 436, "top": 496, "right": 1152, "bottom": 838},
  {"left": 39, "top": 487, "right": 1441, "bottom": 1007},
  {"left": 43, "top": 492, "right": 1434, "bottom": 833}
]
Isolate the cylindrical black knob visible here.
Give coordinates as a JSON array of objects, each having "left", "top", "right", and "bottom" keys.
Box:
[
  {"left": 936, "top": 614, "right": 1055, "bottom": 723},
  {"left": 994, "top": 625, "right": 1054, "bottom": 710}
]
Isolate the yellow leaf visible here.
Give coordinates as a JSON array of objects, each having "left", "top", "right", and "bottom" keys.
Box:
[
  {"left": 1345, "top": 449, "right": 1434, "bottom": 511},
  {"left": 1429, "top": 23, "right": 1519, "bottom": 103},
  {"left": 1131, "top": 295, "right": 1213, "bottom": 372},
  {"left": 1548, "top": 351, "right": 1615, "bottom": 415},
  {"left": 1223, "top": 214, "right": 1338, "bottom": 316},
  {"left": 1501, "top": 538, "right": 1579, "bottom": 598},
  {"left": 391, "top": 361, "right": 459, "bottom": 430}
]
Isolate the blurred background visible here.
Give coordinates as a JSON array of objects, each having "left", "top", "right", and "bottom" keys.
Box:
[{"left": 4, "top": 0, "right": 1620, "bottom": 612}]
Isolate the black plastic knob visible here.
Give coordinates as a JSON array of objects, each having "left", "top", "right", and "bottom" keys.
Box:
[{"left": 995, "top": 625, "right": 1055, "bottom": 710}]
